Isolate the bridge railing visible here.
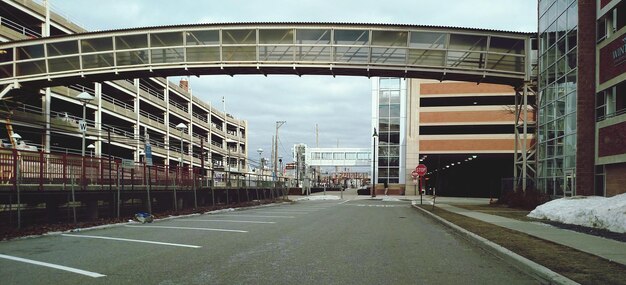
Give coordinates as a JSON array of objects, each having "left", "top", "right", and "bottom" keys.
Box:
[{"left": 0, "top": 148, "right": 285, "bottom": 191}]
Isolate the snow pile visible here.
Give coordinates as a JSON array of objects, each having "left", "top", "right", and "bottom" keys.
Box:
[
  {"left": 381, "top": 196, "right": 401, "bottom": 202},
  {"left": 295, "top": 195, "right": 341, "bottom": 201},
  {"left": 528, "top": 193, "right": 626, "bottom": 233}
]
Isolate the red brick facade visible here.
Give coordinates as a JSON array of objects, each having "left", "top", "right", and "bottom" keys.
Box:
[
  {"left": 599, "top": 35, "right": 626, "bottom": 84},
  {"left": 576, "top": 0, "right": 596, "bottom": 196},
  {"left": 598, "top": 122, "right": 626, "bottom": 157}
]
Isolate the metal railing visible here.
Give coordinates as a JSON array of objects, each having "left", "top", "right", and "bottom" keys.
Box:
[
  {"left": 170, "top": 100, "right": 189, "bottom": 113},
  {"left": 139, "top": 84, "right": 165, "bottom": 101},
  {"left": 0, "top": 16, "right": 41, "bottom": 38},
  {"left": 139, "top": 109, "right": 165, "bottom": 124},
  {"left": 101, "top": 93, "right": 134, "bottom": 112}
]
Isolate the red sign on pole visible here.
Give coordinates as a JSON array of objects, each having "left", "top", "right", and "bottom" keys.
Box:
[{"left": 415, "top": 164, "right": 427, "bottom": 176}]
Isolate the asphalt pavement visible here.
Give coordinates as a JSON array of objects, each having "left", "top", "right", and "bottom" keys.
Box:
[{"left": 0, "top": 196, "right": 542, "bottom": 284}]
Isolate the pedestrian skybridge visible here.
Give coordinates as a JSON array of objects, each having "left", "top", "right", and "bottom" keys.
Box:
[
  {"left": 307, "top": 148, "right": 372, "bottom": 167},
  {"left": 0, "top": 22, "right": 534, "bottom": 93}
]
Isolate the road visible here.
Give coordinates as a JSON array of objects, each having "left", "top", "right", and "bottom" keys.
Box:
[{"left": 0, "top": 197, "right": 540, "bottom": 284}]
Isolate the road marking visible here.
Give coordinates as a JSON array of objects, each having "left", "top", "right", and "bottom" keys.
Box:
[
  {"left": 61, "top": 234, "right": 202, "bottom": 248},
  {"left": 212, "top": 214, "right": 295, "bottom": 218},
  {"left": 177, "top": 219, "right": 276, "bottom": 224},
  {"left": 125, "top": 225, "right": 248, "bottom": 233},
  {"left": 257, "top": 211, "right": 310, "bottom": 214},
  {"left": 0, "top": 253, "right": 106, "bottom": 278},
  {"left": 338, "top": 200, "right": 350, "bottom": 205}
]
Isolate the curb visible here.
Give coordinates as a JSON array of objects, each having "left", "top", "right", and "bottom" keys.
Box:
[{"left": 412, "top": 204, "right": 579, "bottom": 285}]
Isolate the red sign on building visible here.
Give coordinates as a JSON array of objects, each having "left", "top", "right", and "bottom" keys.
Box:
[{"left": 599, "top": 35, "right": 626, "bottom": 85}]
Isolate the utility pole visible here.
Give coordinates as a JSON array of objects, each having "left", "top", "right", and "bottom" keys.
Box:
[{"left": 274, "top": 121, "right": 286, "bottom": 182}]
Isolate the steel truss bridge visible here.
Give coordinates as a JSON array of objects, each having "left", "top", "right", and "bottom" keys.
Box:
[{"left": 0, "top": 22, "right": 537, "bottom": 190}]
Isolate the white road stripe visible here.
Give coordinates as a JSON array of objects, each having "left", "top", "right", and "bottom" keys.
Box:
[
  {"left": 61, "top": 234, "right": 201, "bottom": 248},
  {"left": 177, "top": 219, "right": 276, "bottom": 224},
  {"left": 257, "top": 211, "right": 310, "bottom": 214},
  {"left": 338, "top": 200, "right": 350, "bottom": 205},
  {"left": 0, "top": 254, "right": 106, "bottom": 278},
  {"left": 212, "top": 214, "right": 295, "bottom": 218},
  {"left": 125, "top": 225, "right": 248, "bottom": 233}
]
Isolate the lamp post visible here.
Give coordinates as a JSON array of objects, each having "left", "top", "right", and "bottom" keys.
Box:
[
  {"left": 11, "top": 133, "right": 22, "bottom": 228},
  {"left": 225, "top": 139, "right": 237, "bottom": 188},
  {"left": 87, "top": 143, "right": 95, "bottom": 157},
  {"left": 175, "top": 122, "right": 187, "bottom": 212},
  {"left": 77, "top": 92, "right": 95, "bottom": 191},
  {"left": 372, "top": 128, "right": 378, "bottom": 198},
  {"left": 257, "top": 148, "right": 263, "bottom": 185}
]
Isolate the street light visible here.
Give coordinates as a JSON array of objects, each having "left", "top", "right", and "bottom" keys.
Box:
[
  {"left": 87, "top": 143, "right": 95, "bottom": 157},
  {"left": 225, "top": 139, "right": 237, "bottom": 187},
  {"left": 257, "top": 148, "right": 263, "bottom": 183},
  {"left": 77, "top": 92, "right": 94, "bottom": 190},
  {"left": 372, "top": 128, "right": 378, "bottom": 198},
  {"left": 175, "top": 123, "right": 187, "bottom": 212}
]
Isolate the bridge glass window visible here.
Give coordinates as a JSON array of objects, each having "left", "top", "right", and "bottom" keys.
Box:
[
  {"left": 222, "top": 46, "right": 256, "bottom": 61},
  {"left": 447, "top": 51, "right": 485, "bottom": 69},
  {"left": 150, "top": 32, "right": 183, "bottom": 47},
  {"left": 222, "top": 29, "right": 256, "bottom": 45},
  {"left": 16, "top": 60, "right": 46, "bottom": 76},
  {"left": 47, "top": 40, "right": 78, "bottom": 56},
  {"left": 116, "top": 34, "right": 148, "bottom": 50},
  {"left": 487, "top": 54, "right": 525, "bottom": 73},
  {"left": 372, "top": 31, "right": 408, "bottom": 47},
  {"left": 17, "top": 44, "right": 44, "bottom": 60},
  {"left": 322, "top": 152, "right": 332, "bottom": 159},
  {"left": 408, "top": 49, "right": 445, "bottom": 67},
  {"left": 151, "top": 48, "right": 184, "bottom": 63},
  {"left": 371, "top": 48, "right": 406, "bottom": 65},
  {"left": 334, "top": 47, "right": 368, "bottom": 63},
  {"left": 49, "top": 56, "right": 80, "bottom": 72},
  {"left": 259, "top": 46, "right": 294, "bottom": 61},
  {"left": 186, "top": 47, "right": 220, "bottom": 62},
  {"left": 333, "top": 153, "right": 345, "bottom": 160},
  {"left": 81, "top": 37, "right": 113, "bottom": 53},
  {"left": 489, "top": 37, "right": 524, "bottom": 55},
  {"left": 345, "top": 152, "right": 357, "bottom": 160},
  {"left": 357, "top": 152, "right": 369, "bottom": 160},
  {"left": 0, "top": 63, "right": 12, "bottom": 79},
  {"left": 296, "top": 29, "right": 331, "bottom": 45},
  {"left": 334, "top": 30, "right": 369, "bottom": 45},
  {"left": 449, "top": 34, "right": 487, "bottom": 51},
  {"left": 409, "top": 32, "right": 446, "bottom": 49},
  {"left": 116, "top": 50, "right": 148, "bottom": 65},
  {"left": 259, "top": 29, "right": 294, "bottom": 44},
  {"left": 82, "top": 53, "right": 114, "bottom": 69},
  {"left": 296, "top": 46, "right": 331, "bottom": 62},
  {"left": 186, "top": 30, "right": 219, "bottom": 46}
]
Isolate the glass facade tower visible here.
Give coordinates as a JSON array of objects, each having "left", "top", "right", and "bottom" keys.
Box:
[
  {"left": 537, "top": 0, "right": 578, "bottom": 196},
  {"left": 372, "top": 77, "right": 406, "bottom": 184}
]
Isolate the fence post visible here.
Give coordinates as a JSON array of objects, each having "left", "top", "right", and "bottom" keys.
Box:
[{"left": 39, "top": 150, "right": 44, "bottom": 191}]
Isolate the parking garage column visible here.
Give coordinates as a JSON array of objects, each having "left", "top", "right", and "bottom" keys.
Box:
[{"left": 95, "top": 83, "right": 102, "bottom": 156}]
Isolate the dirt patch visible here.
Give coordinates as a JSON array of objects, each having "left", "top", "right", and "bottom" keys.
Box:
[
  {"left": 452, "top": 204, "right": 533, "bottom": 221},
  {"left": 419, "top": 205, "right": 626, "bottom": 285}
]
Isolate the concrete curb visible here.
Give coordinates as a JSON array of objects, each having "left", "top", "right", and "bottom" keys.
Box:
[{"left": 412, "top": 204, "right": 579, "bottom": 285}]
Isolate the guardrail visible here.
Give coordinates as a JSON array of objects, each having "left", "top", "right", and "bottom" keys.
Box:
[{"left": 0, "top": 149, "right": 285, "bottom": 190}]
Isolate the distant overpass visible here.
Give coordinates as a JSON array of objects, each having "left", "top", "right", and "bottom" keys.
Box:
[
  {"left": 306, "top": 147, "right": 371, "bottom": 167},
  {"left": 0, "top": 22, "right": 533, "bottom": 97}
]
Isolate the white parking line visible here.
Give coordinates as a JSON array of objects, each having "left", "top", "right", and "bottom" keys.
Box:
[
  {"left": 61, "top": 234, "right": 202, "bottom": 248},
  {"left": 257, "top": 211, "right": 311, "bottom": 214},
  {"left": 0, "top": 254, "right": 106, "bottom": 278},
  {"left": 177, "top": 220, "right": 276, "bottom": 224},
  {"left": 211, "top": 214, "right": 295, "bottom": 218},
  {"left": 125, "top": 225, "right": 248, "bottom": 233}
]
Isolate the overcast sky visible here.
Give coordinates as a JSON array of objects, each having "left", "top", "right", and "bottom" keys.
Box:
[{"left": 48, "top": 0, "right": 537, "bottom": 166}]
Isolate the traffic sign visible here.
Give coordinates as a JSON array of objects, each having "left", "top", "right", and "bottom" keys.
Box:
[
  {"left": 415, "top": 164, "right": 427, "bottom": 176},
  {"left": 144, "top": 143, "right": 153, "bottom": 166},
  {"left": 411, "top": 170, "right": 419, "bottom": 178},
  {"left": 78, "top": 120, "right": 87, "bottom": 133}
]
